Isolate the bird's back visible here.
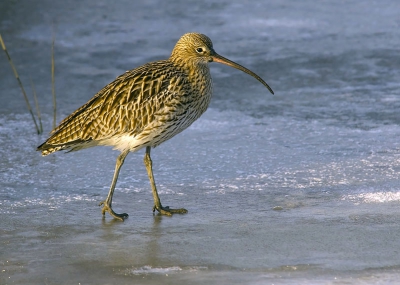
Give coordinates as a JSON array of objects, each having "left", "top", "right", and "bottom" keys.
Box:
[{"left": 38, "top": 59, "right": 212, "bottom": 156}]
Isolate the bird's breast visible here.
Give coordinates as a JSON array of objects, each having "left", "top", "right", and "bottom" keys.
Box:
[
  {"left": 186, "top": 64, "right": 213, "bottom": 112},
  {"left": 140, "top": 66, "right": 213, "bottom": 147}
]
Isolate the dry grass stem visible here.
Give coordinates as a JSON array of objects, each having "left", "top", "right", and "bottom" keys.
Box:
[
  {"left": 51, "top": 31, "right": 57, "bottom": 130},
  {"left": 0, "top": 33, "right": 40, "bottom": 134},
  {"left": 30, "top": 78, "right": 43, "bottom": 134}
]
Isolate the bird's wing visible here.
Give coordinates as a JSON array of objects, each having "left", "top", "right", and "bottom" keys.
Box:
[{"left": 38, "top": 60, "right": 187, "bottom": 152}]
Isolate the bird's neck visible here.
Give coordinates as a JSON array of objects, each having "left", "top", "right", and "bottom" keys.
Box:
[{"left": 170, "top": 58, "right": 211, "bottom": 86}]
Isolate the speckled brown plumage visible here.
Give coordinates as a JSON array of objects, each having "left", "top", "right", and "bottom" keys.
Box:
[{"left": 37, "top": 33, "right": 274, "bottom": 221}]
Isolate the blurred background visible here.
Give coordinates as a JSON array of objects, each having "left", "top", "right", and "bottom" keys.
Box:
[{"left": 1, "top": 1, "right": 400, "bottom": 284}]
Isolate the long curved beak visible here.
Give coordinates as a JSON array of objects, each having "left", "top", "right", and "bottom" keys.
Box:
[{"left": 211, "top": 52, "right": 274, "bottom": 95}]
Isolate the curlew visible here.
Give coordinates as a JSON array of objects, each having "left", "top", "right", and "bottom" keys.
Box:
[{"left": 37, "top": 33, "right": 274, "bottom": 221}]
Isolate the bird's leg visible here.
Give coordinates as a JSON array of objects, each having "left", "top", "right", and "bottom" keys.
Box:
[
  {"left": 99, "top": 150, "right": 130, "bottom": 221},
  {"left": 144, "top": 146, "right": 188, "bottom": 215}
]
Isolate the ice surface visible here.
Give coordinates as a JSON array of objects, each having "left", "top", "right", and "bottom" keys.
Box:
[{"left": 1, "top": 0, "right": 400, "bottom": 284}]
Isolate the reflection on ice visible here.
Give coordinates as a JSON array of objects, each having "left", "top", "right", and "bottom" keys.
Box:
[
  {"left": 343, "top": 191, "right": 400, "bottom": 204},
  {"left": 2, "top": 0, "right": 400, "bottom": 283},
  {"left": 127, "top": 265, "right": 183, "bottom": 275}
]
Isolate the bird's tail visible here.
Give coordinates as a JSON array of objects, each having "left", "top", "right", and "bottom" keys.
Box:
[{"left": 37, "top": 142, "right": 64, "bottom": 156}]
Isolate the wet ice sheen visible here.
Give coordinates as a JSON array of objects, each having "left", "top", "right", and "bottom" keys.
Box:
[{"left": 1, "top": 0, "right": 400, "bottom": 284}]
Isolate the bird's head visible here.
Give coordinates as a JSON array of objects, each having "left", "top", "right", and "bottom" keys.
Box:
[
  {"left": 170, "top": 33, "right": 274, "bottom": 94},
  {"left": 170, "top": 33, "right": 215, "bottom": 65}
]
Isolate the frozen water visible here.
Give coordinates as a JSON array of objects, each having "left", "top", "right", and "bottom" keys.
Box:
[{"left": 1, "top": 0, "right": 400, "bottom": 284}]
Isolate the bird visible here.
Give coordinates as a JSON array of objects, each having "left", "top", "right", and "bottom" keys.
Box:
[{"left": 37, "top": 33, "right": 274, "bottom": 221}]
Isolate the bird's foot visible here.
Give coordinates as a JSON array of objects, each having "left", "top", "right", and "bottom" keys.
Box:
[
  {"left": 99, "top": 201, "right": 129, "bottom": 221},
  {"left": 152, "top": 204, "right": 188, "bottom": 216}
]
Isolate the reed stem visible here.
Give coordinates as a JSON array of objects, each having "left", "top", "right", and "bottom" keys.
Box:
[
  {"left": 30, "top": 78, "right": 43, "bottom": 134},
  {"left": 0, "top": 34, "right": 40, "bottom": 134},
  {"left": 51, "top": 32, "right": 57, "bottom": 130}
]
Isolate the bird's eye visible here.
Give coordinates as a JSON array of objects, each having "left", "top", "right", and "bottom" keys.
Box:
[{"left": 196, "top": 47, "right": 203, "bottom": 53}]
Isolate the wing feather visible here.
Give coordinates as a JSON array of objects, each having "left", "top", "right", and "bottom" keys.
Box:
[{"left": 37, "top": 60, "right": 187, "bottom": 154}]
